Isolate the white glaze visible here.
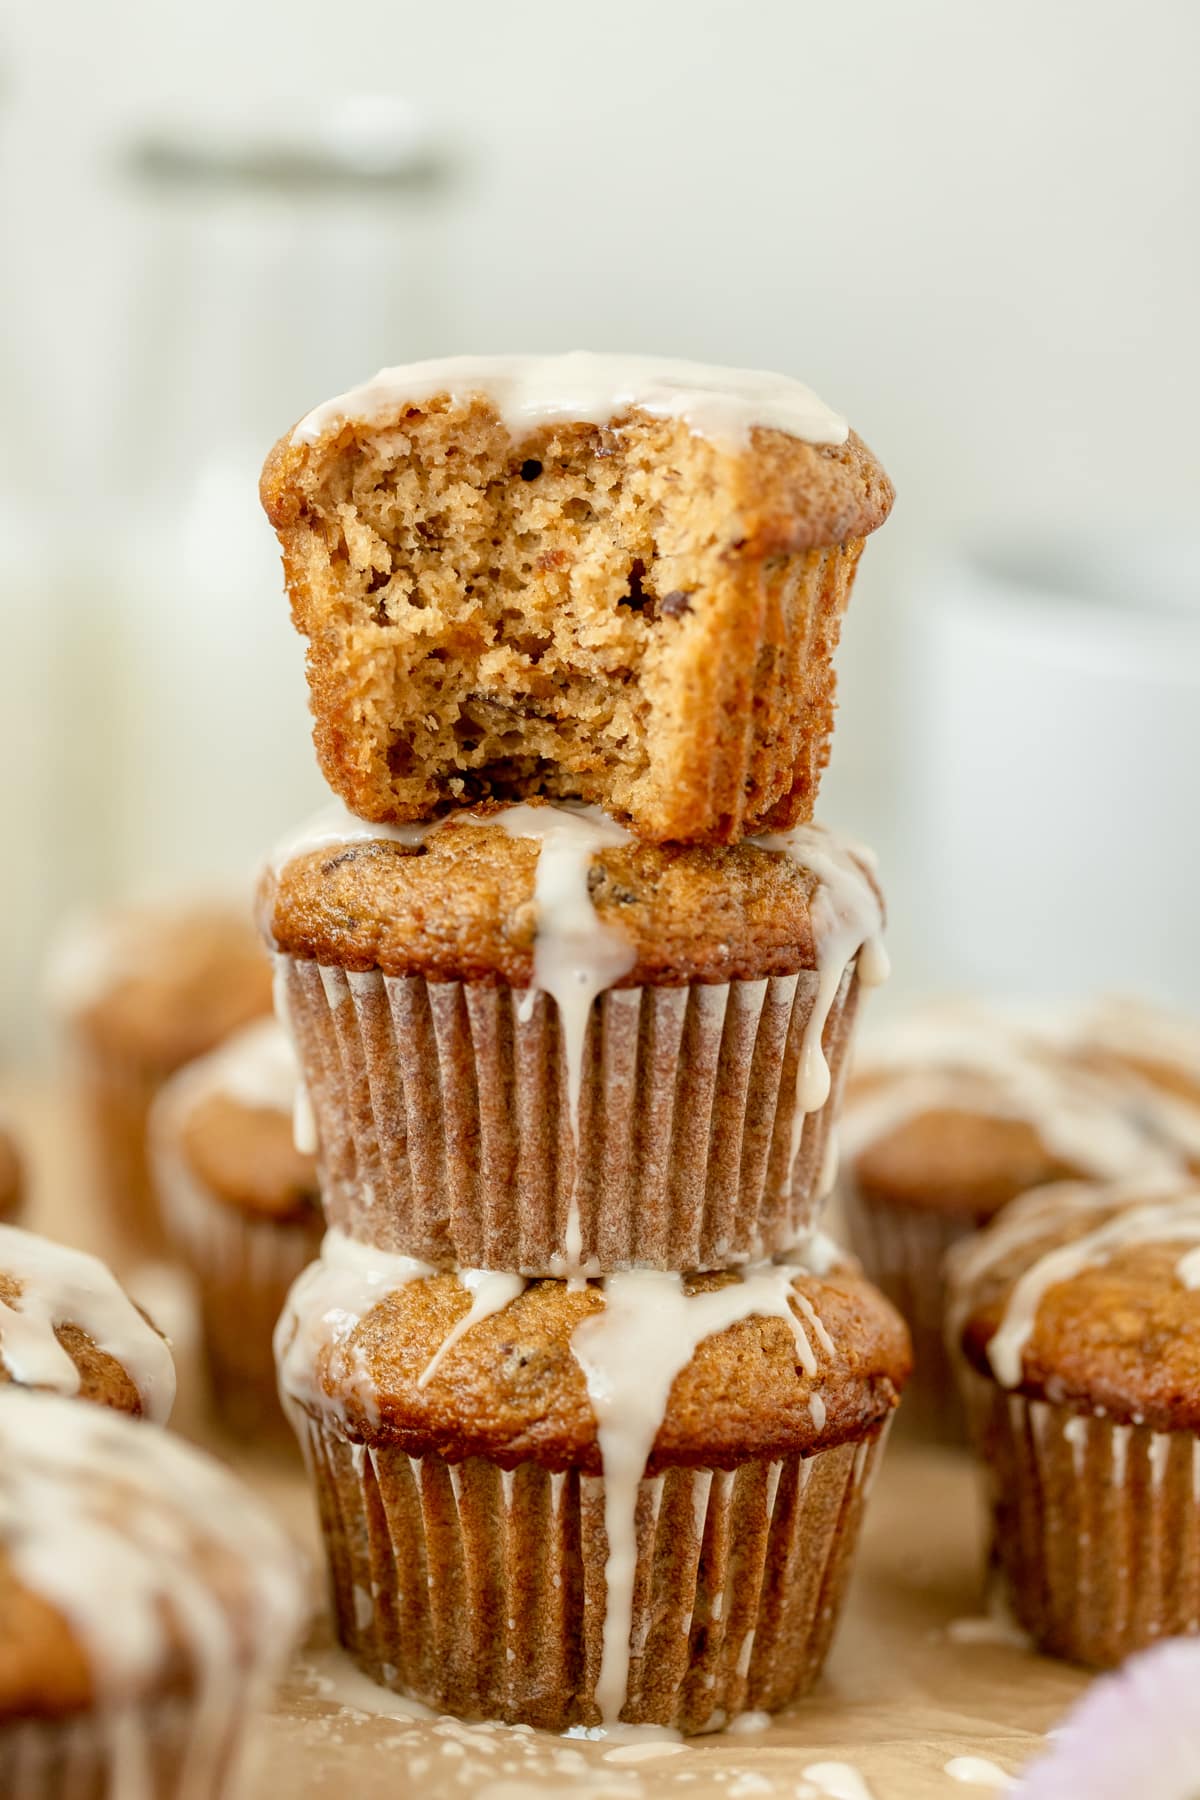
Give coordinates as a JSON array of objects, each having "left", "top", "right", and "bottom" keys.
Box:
[
  {"left": 569, "top": 1263, "right": 830, "bottom": 1723},
  {"left": 842, "top": 1000, "right": 1185, "bottom": 1179},
  {"left": 268, "top": 799, "right": 434, "bottom": 878},
  {"left": 155, "top": 1015, "right": 298, "bottom": 1122},
  {"left": 417, "top": 1269, "right": 525, "bottom": 1389},
  {"left": 944, "top": 1756, "right": 1012, "bottom": 1789},
  {"left": 0, "top": 1391, "right": 305, "bottom": 1794},
  {"left": 292, "top": 351, "right": 849, "bottom": 453},
  {"left": 0, "top": 1226, "right": 175, "bottom": 1422},
  {"left": 274, "top": 1228, "right": 436, "bottom": 1424},
  {"left": 946, "top": 1179, "right": 1200, "bottom": 1388},
  {"left": 800, "top": 1762, "right": 877, "bottom": 1800}
]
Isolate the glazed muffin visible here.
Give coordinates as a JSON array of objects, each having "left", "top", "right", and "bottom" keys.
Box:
[
  {"left": 0, "top": 1224, "right": 174, "bottom": 1419},
  {"left": 262, "top": 801, "right": 887, "bottom": 1272},
  {"left": 276, "top": 1229, "right": 910, "bottom": 1731},
  {"left": 0, "top": 1390, "right": 306, "bottom": 1798},
  {"left": 151, "top": 1018, "right": 321, "bottom": 1442},
  {"left": 0, "top": 1125, "right": 23, "bottom": 1223},
  {"left": 837, "top": 1003, "right": 1184, "bottom": 1437},
  {"left": 946, "top": 1175, "right": 1200, "bottom": 1667},
  {"left": 260, "top": 352, "right": 894, "bottom": 845},
  {"left": 48, "top": 901, "right": 274, "bottom": 1256},
  {"left": 1066, "top": 997, "right": 1200, "bottom": 1169}
]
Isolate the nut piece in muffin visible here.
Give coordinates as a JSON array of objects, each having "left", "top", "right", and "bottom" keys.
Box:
[
  {"left": 47, "top": 901, "right": 274, "bottom": 1256},
  {"left": 836, "top": 1001, "right": 1185, "bottom": 1437},
  {"left": 261, "top": 353, "right": 894, "bottom": 843},
  {"left": 0, "top": 1390, "right": 306, "bottom": 1797},
  {"left": 276, "top": 1229, "right": 910, "bottom": 1731},
  {"left": 945, "top": 1174, "right": 1200, "bottom": 1667},
  {"left": 151, "top": 1018, "right": 321, "bottom": 1443},
  {"left": 0, "top": 1224, "right": 174, "bottom": 1419},
  {"left": 262, "top": 801, "right": 887, "bottom": 1273}
]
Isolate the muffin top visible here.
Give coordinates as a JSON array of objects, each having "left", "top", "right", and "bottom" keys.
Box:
[
  {"left": 0, "top": 1392, "right": 306, "bottom": 1720},
  {"left": 276, "top": 1229, "right": 911, "bottom": 1472},
  {"left": 260, "top": 801, "right": 886, "bottom": 991},
  {"left": 946, "top": 1176, "right": 1200, "bottom": 1430},
  {"left": 265, "top": 352, "right": 894, "bottom": 559},
  {"left": 0, "top": 1126, "right": 22, "bottom": 1223},
  {"left": 0, "top": 1226, "right": 174, "bottom": 1420},
  {"left": 48, "top": 900, "right": 273, "bottom": 1072},
  {"left": 151, "top": 1019, "right": 317, "bottom": 1224},
  {"left": 1067, "top": 997, "right": 1200, "bottom": 1169},
  {"left": 843, "top": 1001, "right": 1186, "bottom": 1223}
]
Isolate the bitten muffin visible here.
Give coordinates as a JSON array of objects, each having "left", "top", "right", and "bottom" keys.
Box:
[
  {"left": 260, "top": 352, "right": 894, "bottom": 844},
  {"left": 48, "top": 901, "right": 274, "bottom": 1257},
  {"left": 277, "top": 1229, "right": 910, "bottom": 1731},
  {"left": 152, "top": 1018, "right": 321, "bottom": 1443},
  {"left": 0, "top": 1224, "right": 174, "bottom": 1419},
  {"left": 946, "top": 1175, "right": 1200, "bottom": 1667},
  {"left": 0, "top": 1391, "right": 306, "bottom": 1798},
  {"left": 261, "top": 801, "right": 887, "bottom": 1273},
  {"left": 837, "top": 1003, "right": 1185, "bottom": 1438}
]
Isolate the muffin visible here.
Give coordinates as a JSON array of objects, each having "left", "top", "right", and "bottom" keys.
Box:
[
  {"left": 151, "top": 1017, "right": 322, "bottom": 1442},
  {"left": 0, "top": 1125, "right": 23, "bottom": 1222},
  {"left": 276, "top": 1229, "right": 910, "bottom": 1730},
  {"left": 48, "top": 901, "right": 274, "bottom": 1256},
  {"left": 0, "top": 1224, "right": 174, "bottom": 1419},
  {"left": 260, "top": 352, "right": 894, "bottom": 845},
  {"left": 837, "top": 1002, "right": 1184, "bottom": 1436},
  {"left": 261, "top": 801, "right": 888, "bottom": 1272},
  {"left": 1067, "top": 997, "right": 1200, "bottom": 1169},
  {"left": 946, "top": 1175, "right": 1200, "bottom": 1667},
  {"left": 0, "top": 1390, "right": 307, "bottom": 1798}
]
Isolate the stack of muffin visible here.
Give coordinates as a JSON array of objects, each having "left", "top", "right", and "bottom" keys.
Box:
[{"left": 260, "top": 352, "right": 910, "bottom": 1731}]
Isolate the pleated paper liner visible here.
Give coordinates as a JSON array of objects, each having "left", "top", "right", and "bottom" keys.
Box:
[
  {"left": 0, "top": 1693, "right": 259, "bottom": 1800},
  {"left": 839, "top": 1182, "right": 976, "bottom": 1442},
  {"left": 295, "top": 1410, "right": 890, "bottom": 1732},
  {"left": 959, "top": 1368, "right": 1200, "bottom": 1665},
  {"left": 154, "top": 1130, "right": 320, "bottom": 1445},
  {"left": 277, "top": 956, "right": 860, "bottom": 1272}
]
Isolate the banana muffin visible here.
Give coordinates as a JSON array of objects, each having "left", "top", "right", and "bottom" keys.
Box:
[
  {"left": 277, "top": 1229, "right": 910, "bottom": 1731},
  {"left": 0, "top": 1224, "right": 174, "bottom": 1420},
  {"left": 838, "top": 1002, "right": 1184, "bottom": 1437},
  {"left": 152, "top": 1018, "right": 321, "bottom": 1443},
  {"left": 0, "top": 1391, "right": 306, "bottom": 1798},
  {"left": 946, "top": 1175, "right": 1200, "bottom": 1666},
  {"left": 0, "top": 1126, "right": 23, "bottom": 1223},
  {"left": 262, "top": 800, "right": 887, "bottom": 1272},
  {"left": 48, "top": 902, "right": 274, "bottom": 1257},
  {"left": 261, "top": 352, "right": 894, "bottom": 844}
]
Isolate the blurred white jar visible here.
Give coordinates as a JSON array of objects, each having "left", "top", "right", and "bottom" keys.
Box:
[{"left": 910, "top": 534, "right": 1200, "bottom": 1008}]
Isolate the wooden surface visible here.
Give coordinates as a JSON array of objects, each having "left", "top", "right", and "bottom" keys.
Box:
[{"left": 10, "top": 1077, "right": 1089, "bottom": 1798}]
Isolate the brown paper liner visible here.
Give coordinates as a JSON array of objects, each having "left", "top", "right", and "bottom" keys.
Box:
[
  {"left": 0, "top": 1693, "right": 259, "bottom": 1799},
  {"left": 838, "top": 1182, "right": 976, "bottom": 1443},
  {"left": 70, "top": 1042, "right": 169, "bottom": 1261},
  {"left": 959, "top": 1371, "right": 1200, "bottom": 1666},
  {"left": 277, "top": 956, "right": 860, "bottom": 1271},
  {"left": 155, "top": 1135, "right": 321, "bottom": 1446},
  {"left": 294, "top": 1410, "right": 888, "bottom": 1732}
]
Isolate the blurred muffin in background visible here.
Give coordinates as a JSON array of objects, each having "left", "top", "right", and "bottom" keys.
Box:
[
  {"left": 1067, "top": 997, "right": 1200, "bottom": 1170},
  {"left": 946, "top": 1175, "right": 1200, "bottom": 1667},
  {"left": 47, "top": 902, "right": 273, "bottom": 1260},
  {"left": 0, "top": 1126, "right": 23, "bottom": 1223},
  {"left": 0, "top": 1223, "right": 174, "bottom": 1419},
  {"left": 837, "top": 1001, "right": 1189, "bottom": 1439},
  {"left": 0, "top": 1391, "right": 306, "bottom": 1798},
  {"left": 151, "top": 1018, "right": 320, "bottom": 1445}
]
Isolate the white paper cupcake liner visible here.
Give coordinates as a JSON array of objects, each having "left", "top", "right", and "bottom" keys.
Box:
[
  {"left": 277, "top": 956, "right": 859, "bottom": 1271},
  {"left": 295, "top": 1410, "right": 889, "bottom": 1732},
  {"left": 959, "top": 1369, "right": 1200, "bottom": 1665}
]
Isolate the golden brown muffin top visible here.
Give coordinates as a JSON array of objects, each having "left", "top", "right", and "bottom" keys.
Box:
[
  {"left": 152, "top": 1019, "right": 318, "bottom": 1224},
  {"left": 261, "top": 805, "right": 883, "bottom": 988},
  {"left": 0, "top": 1393, "right": 306, "bottom": 1720},
  {"left": 0, "top": 1128, "right": 22, "bottom": 1223},
  {"left": 278, "top": 1245, "right": 911, "bottom": 1472},
  {"left": 843, "top": 1002, "right": 1185, "bottom": 1222},
  {"left": 51, "top": 902, "right": 273, "bottom": 1073},
  {"left": 263, "top": 355, "right": 894, "bottom": 557},
  {"left": 947, "top": 1177, "right": 1200, "bottom": 1431},
  {"left": 0, "top": 1227, "right": 174, "bottom": 1421}
]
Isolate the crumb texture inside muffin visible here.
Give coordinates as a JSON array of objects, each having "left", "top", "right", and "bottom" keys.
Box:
[{"left": 267, "top": 402, "right": 878, "bottom": 839}]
